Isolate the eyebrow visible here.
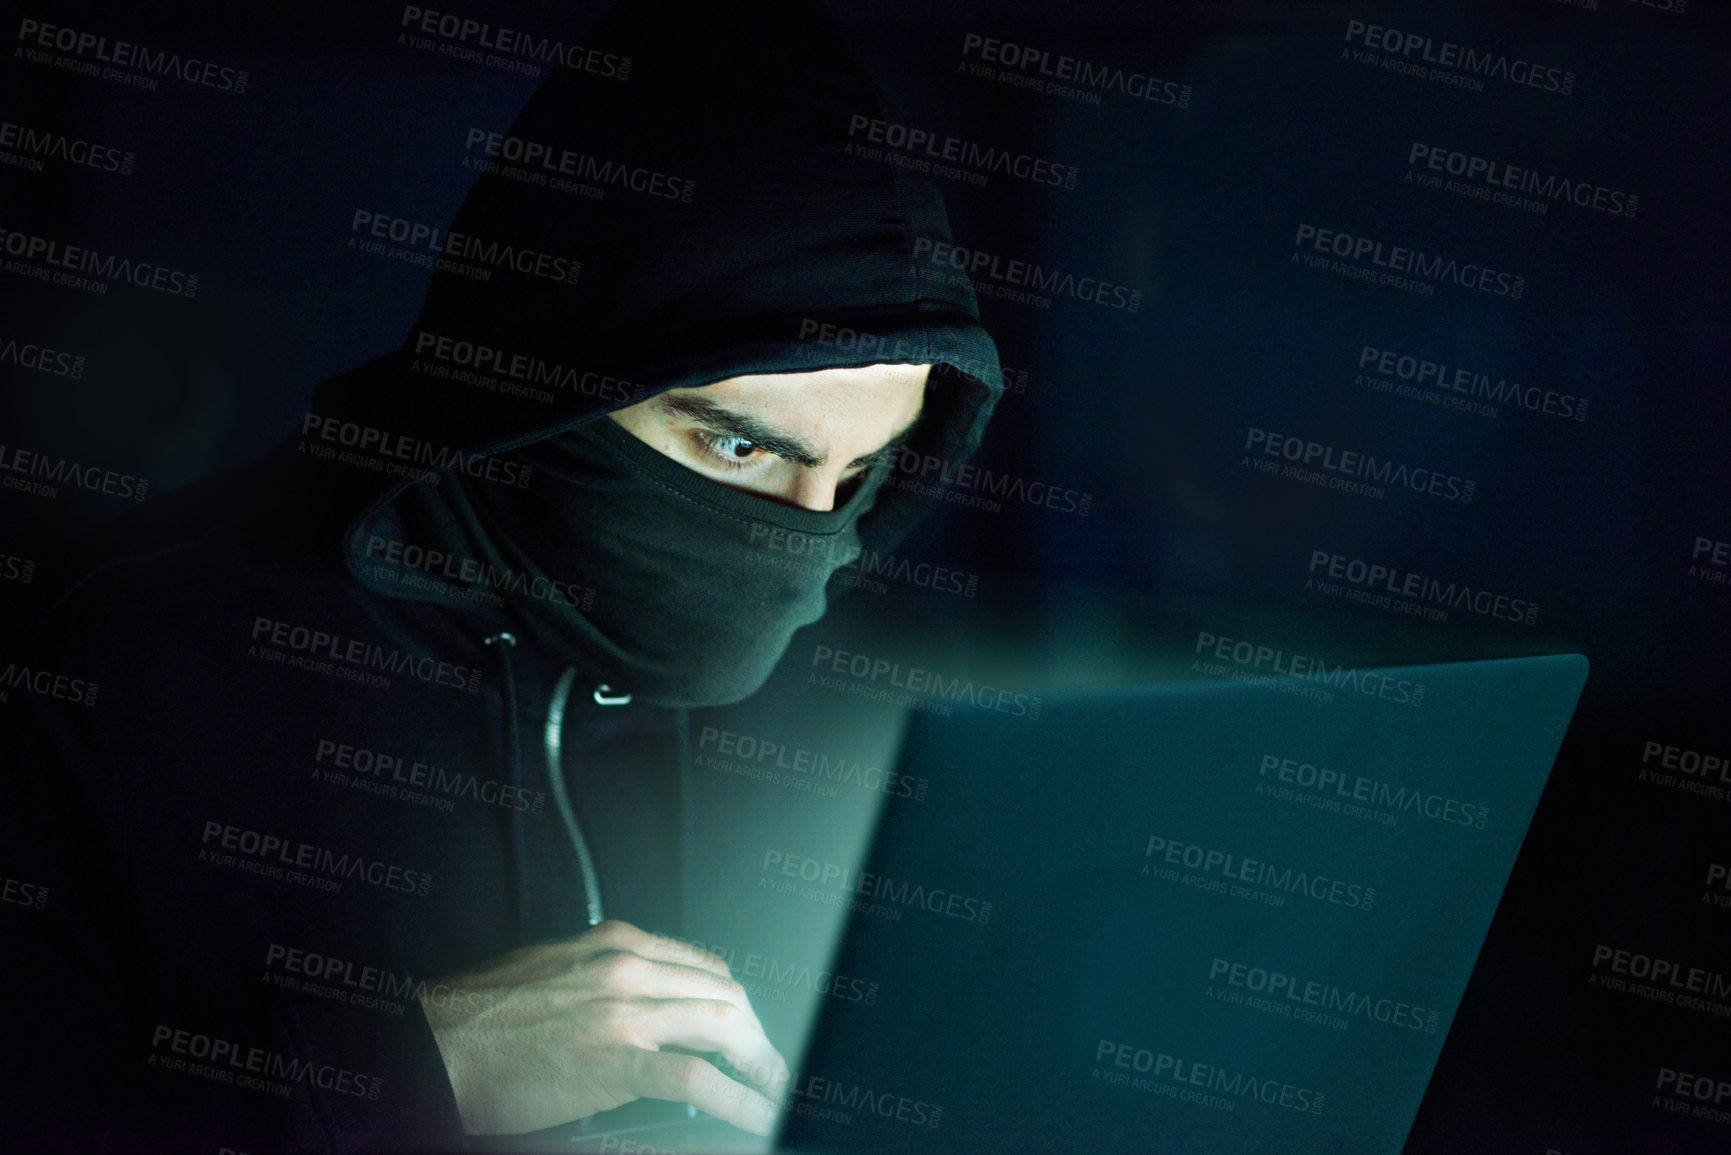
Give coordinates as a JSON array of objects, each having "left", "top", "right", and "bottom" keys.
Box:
[{"left": 657, "top": 393, "right": 924, "bottom": 471}]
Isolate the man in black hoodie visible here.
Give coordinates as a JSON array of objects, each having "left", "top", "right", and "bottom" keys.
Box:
[{"left": 0, "top": 0, "right": 999, "bottom": 1151}]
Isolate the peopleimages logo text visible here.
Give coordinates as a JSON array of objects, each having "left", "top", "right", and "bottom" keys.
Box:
[
  {"left": 264, "top": 942, "right": 492, "bottom": 1016},
  {"left": 960, "top": 33, "right": 1190, "bottom": 106},
  {"left": 1357, "top": 345, "right": 1587, "bottom": 422},
  {"left": 1209, "top": 957, "right": 1440, "bottom": 1033},
  {"left": 0, "top": 226, "right": 198, "bottom": 297},
  {"left": 363, "top": 536, "right": 595, "bottom": 610},
  {"left": 762, "top": 850, "right": 991, "bottom": 923},
  {"left": 200, "top": 820, "right": 432, "bottom": 896},
  {"left": 1407, "top": 143, "right": 1636, "bottom": 218},
  {"left": 16, "top": 18, "right": 250, "bottom": 92},
  {"left": 249, "top": 616, "right": 482, "bottom": 693},
  {"left": 892, "top": 449, "right": 1092, "bottom": 516},
  {"left": 412, "top": 330, "right": 644, "bottom": 405},
  {"left": 0, "top": 333, "right": 85, "bottom": 378},
  {"left": 350, "top": 210, "right": 582, "bottom": 284},
  {"left": 1343, "top": 19, "right": 1573, "bottom": 95},
  {"left": 0, "top": 120, "right": 133, "bottom": 174},
  {"left": 1244, "top": 427, "right": 1475, "bottom": 503},
  {"left": 1294, "top": 224, "right": 1524, "bottom": 298},
  {"left": 0, "top": 662, "right": 98, "bottom": 706},
  {"left": 1192, "top": 629, "right": 1427, "bottom": 707},
  {"left": 1094, "top": 1039, "right": 1326, "bottom": 1113},
  {"left": 399, "top": 6, "right": 630, "bottom": 79},
  {"left": 0, "top": 443, "right": 148, "bottom": 501},
  {"left": 697, "top": 726, "right": 929, "bottom": 801},
  {"left": 912, "top": 237, "right": 1141, "bottom": 312},
  {"left": 1307, "top": 549, "right": 1538, "bottom": 626},
  {"left": 845, "top": 114, "right": 1079, "bottom": 189},
  {"left": 300, "top": 413, "right": 532, "bottom": 486},
  {"left": 1143, "top": 833, "right": 1375, "bottom": 910},
  {"left": 150, "top": 1025, "right": 379, "bottom": 1098},
  {"left": 793, "top": 318, "right": 1023, "bottom": 394},
  {"left": 1259, "top": 753, "right": 1489, "bottom": 829},
  {"left": 462, "top": 129, "right": 694, "bottom": 202},
  {"left": 810, "top": 645, "right": 1042, "bottom": 718}
]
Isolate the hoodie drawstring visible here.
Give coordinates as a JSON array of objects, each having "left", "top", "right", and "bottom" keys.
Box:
[
  {"left": 483, "top": 639, "right": 665, "bottom": 936},
  {"left": 483, "top": 631, "right": 532, "bottom": 939},
  {"left": 544, "top": 667, "right": 607, "bottom": 928},
  {"left": 675, "top": 707, "right": 695, "bottom": 935}
]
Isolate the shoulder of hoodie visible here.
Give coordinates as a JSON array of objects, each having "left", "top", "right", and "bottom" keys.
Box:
[{"left": 43, "top": 455, "right": 351, "bottom": 662}]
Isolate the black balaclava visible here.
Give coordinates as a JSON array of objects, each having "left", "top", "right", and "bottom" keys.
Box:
[
  {"left": 376, "top": 416, "right": 891, "bottom": 706},
  {"left": 314, "top": 0, "right": 1003, "bottom": 705}
]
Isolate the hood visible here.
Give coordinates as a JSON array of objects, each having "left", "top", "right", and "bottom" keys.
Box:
[{"left": 304, "top": 0, "right": 1002, "bottom": 617}]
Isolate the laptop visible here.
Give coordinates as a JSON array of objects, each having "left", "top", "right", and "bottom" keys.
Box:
[
  {"left": 518, "top": 653, "right": 1584, "bottom": 1153},
  {"left": 775, "top": 652, "right": 1588, "bottom": 1153}
]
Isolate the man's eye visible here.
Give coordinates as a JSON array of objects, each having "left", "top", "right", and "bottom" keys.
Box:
[{"left": 697, "top": 432, "right": 764, "bottom": 470}]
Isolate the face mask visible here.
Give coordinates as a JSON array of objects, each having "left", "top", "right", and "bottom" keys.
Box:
[{"left": 380, "top": 415, "right": 887, "bottom": 707}]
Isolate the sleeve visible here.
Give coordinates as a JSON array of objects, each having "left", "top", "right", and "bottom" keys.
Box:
[{"left": 0, "top": 617, "right": 470, "bottom": 1154}]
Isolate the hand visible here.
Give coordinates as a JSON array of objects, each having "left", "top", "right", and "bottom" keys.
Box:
[{"left": 416, "top": 920, "right": 788, "bottom": 1135}]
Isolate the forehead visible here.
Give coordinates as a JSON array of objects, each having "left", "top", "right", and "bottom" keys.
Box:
[
  {"left": 663, "top": 365, "right": 929, "bottom": 427},
  {"left": 680, "top": 363, "right": 929, "bottom": 398}
]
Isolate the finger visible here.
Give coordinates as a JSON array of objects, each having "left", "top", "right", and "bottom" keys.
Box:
[
  {"left": 631, "top": 932, "right": 736, "bottom": 981},
  {"left": 591, "top": 951, "right": 753, "bottom": 1010},
  {"left": 638, "top": 999, "right": 790, "bottom": 1097},
  {"left": 578, "top": 921, "right": 734, "bottom": 980},
  {"left": 628, "top": 1049, "right": 780, "bottom": 1137}
]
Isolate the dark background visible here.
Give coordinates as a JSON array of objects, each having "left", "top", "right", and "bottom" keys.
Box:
[{"left": 4, "top": 1, "right": 1728, "bottom": 1150}]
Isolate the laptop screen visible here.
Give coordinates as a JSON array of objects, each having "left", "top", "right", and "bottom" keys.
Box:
[{"left": 777, "top": 654, "right": 1587, "bottom": 1152}]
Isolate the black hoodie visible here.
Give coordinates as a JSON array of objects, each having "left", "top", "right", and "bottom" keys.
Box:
[{"left": 0, "top": 1, "right": 999, "bottom": 1151}]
